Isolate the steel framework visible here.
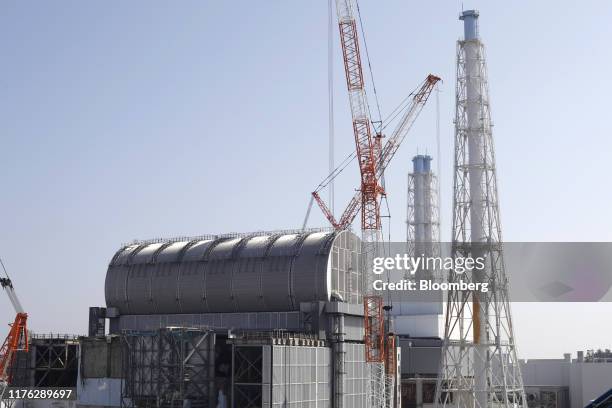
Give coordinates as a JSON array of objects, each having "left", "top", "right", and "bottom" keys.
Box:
[
  {"left": 333, "top": 0, "right": 386, "bottom": 405},
  {"left": 120, "top": 328, "right": 215, "bottom": 408},
  {"left": 313, "top": 74, "right": 441, "bottom": 232},
  {"left": 232, "top": 346, "right": 263, "bottom": 408},
  {"left": 435, "top": 14, "right": 526, "bottom": 408},
  {"left": 363, "top": 296, "right": 384, "bottom": 363},
  {"left": 309, "top": 2, "right": 440, "bottom": 406},
  {"left": 31, "top": 335, "right": 79, "bottom": 387}
]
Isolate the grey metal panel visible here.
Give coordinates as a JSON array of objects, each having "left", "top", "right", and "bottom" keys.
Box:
[
  {"left": 343, "top": 315, "right": 366, "bottom": 342},
  {"left": 156, "top": 241, "right": 189, "bottom": 263},
  {"left": 205, "top": 238, "right": 240, "bottom": 313},
  {"left": 105, "top": 263, "right": 128, "bottom": 311},
  {"left": 177, "top": 261, "right": 207, "bottom": 313},
  {"left": 399, "top": 338, "right": 442, "bottom": 375},
  {"left": 233, "top": 236, "right": 269, "bottom": 312},
  {"left": 110, "top": 244, "right": 140, "bottom": 266},
  {"left": 126, "top": 263, "right": 153, "bottom": 314},
  {"left": 105, "top": 245, "right": 141, "bottom": 313},
  {"left": 261, "top": 234, "right": 300, "bottom": 311},
  {"left": 150, "top": 262, "right": 180, "bottom": 313},
  {"left": 343, "top": 343, "right": 369, "bottom": 408},
  {"left": 131, "top": 243, "right": 165, "bottom": 264},
  {"left": 181, "top": 240, "right": 215, "bottom": 262},
  {"left": 292, "top": 232, "right": 333, "bottom": 305},
  {"left": 270, "top": 345, "right": 331, "bottom": 407},
  {"left": 105, "top": 231, "right": 361, "bottom": 314}
]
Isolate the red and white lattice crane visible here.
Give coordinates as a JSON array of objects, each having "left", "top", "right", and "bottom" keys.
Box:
[{"left": 308, "top": 1, "right": 440, "bottom": 406}]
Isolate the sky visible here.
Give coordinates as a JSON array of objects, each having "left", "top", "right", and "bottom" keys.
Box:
[{"left": 0, "top": 0, "right": 611, "bottom": 359}]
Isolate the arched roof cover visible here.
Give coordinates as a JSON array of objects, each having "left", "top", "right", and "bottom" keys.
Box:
[{"left": 105, "top": 229, "right": 360, "bottom": 315}]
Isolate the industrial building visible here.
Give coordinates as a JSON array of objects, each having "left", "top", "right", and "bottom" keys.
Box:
[
  {"left": 1, "top": 156, "right": 447, "bottom": 408},
  {"left": 521, "top": 350, "right": 612, "bottom": 408},
  {"left": 103, "top": 228, "right": 373, "bottom": 407},
  {"left": 1, "top": 3, "right": 610, "bottom": 408},
  {"left": 1, "top": 157, "right": 448, "bottom": 408}
]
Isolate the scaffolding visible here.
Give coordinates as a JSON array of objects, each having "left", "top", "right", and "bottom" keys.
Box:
[
  {"left": 120, "top": 327, "right": 215, "bottom": 408},
  {"left": 6, "top": 334, "right": 79, "bottom": 388},
  {"left": 228, "top": 331, "right": 335, "bottom": 408}
]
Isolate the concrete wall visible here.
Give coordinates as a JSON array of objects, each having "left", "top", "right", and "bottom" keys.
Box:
[
  {"left": 521, "top": 357, "right": 612, "bottom": 408},
  {"left": 76, "top": 378, "right": 122, "bottom": 407},
  {"left": 521, "top": 359, "right": 570, "bottom": 386},
  {"left": 79, "top": 337, "right": 122, "bottom": 379},
  {"left": 77, "top": 337, "right": 123, "bottom": 407}
]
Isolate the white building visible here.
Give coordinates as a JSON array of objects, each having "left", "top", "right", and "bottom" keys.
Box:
[{"left": 521, "top": 349, "right": 612, "bottom": 408}]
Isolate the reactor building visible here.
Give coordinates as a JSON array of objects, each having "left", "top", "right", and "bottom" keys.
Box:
[{"left": 101, "top": 228, "right": 372, "bottom": 408}]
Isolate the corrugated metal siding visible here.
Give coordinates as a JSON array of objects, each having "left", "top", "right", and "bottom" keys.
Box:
[
  {"left": 270, "top": 345, "right": 331, "bottom": 408},
  {"left": 343, "top": 343, "right": 370, "bottom": 408}
]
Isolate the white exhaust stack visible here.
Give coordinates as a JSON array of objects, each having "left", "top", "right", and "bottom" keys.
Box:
[{"left": 435, "top": 10, "right": 527, "bottom": 408}]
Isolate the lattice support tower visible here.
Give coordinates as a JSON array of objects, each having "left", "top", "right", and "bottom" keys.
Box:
[{"left": 435, "top": 10, "right": 526, "bottom": 408}]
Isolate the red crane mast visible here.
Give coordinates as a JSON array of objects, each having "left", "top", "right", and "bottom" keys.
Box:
[
  {"left": 335, "top": 0, "right": 381, "bottom": 233},
  {"left": 315, "top": 2, "right": 440, "bottom": 405}
]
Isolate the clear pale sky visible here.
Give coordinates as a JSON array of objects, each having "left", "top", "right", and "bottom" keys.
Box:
[{"left": 0, "top": 1, "right": 610, "bottom": 359}]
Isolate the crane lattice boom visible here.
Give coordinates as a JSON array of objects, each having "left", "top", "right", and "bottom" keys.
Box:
[
  {"left": 0, "top": 276, "right": 28, "bottom": 385},
  {"left": 313, "top": 74, "right": 441, "bottom": 231},
  {"left": 321, "top": 1, "right": 440, "bottom": 405},
  {"left": 335, "top": 0, "right": 380, "bottom": 232}
]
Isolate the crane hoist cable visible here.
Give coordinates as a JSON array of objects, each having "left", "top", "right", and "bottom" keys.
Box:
[
  {"left": 305, "top": 75, "right": 440, "bottom": 230},
  {"left": 328, "top": 0, "right": 335, "bottom": 217},
  {"left": 312, "top": 80, "right": 425, "bottom": 196}
]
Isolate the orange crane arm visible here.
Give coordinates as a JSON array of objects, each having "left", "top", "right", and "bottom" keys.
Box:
[
  {"left": 0, "top": 313, "right": 28, "bottom": 382},
  {"left": 0, "top": 277, "right": 28, "bottom": 383}
]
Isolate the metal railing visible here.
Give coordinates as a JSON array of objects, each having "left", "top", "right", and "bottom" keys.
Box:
[
  {"left": 30, "top": 333, "right": 81, "bottom": 340},
  {"left": 122, "top": 227, "right": 336, "bottom": 247}
]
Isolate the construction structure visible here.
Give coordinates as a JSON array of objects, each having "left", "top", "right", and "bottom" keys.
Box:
[
  {"left": 521, "top": 350, "right": 612, "bottom": 408},
  {"left": 9, "top": 334, "right": 79, "bottom": 389},
  {"left": 435, "top": 10, "right": 526, "bottom": 408},
  {"left": 6, "top": 5, "right": 603, "bottom": 408},
  {"left": 0, "top": 266, "right": 29, "bottom": 405},
  {"left": 120, "top": 327, "right": 215, "bottom": 408},
  {"left": 102, "top": 228, "right": 374, "bottom": 407},
  {"left": 302, "top": 0, "right": 441, "bottom": 405}
]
